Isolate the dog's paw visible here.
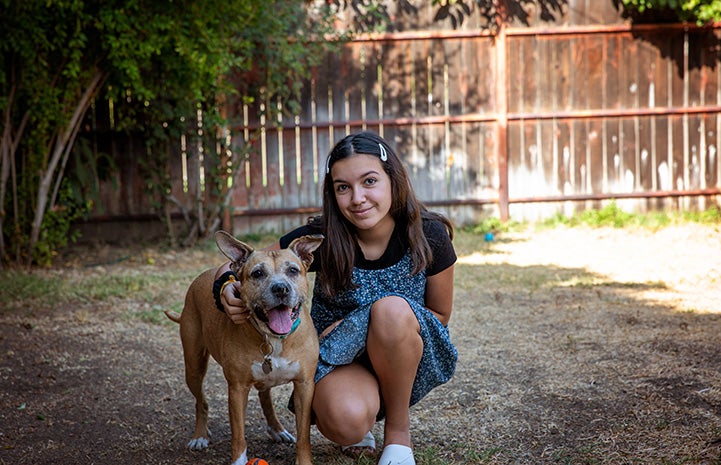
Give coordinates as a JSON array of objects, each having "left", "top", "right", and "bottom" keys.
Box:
[
  {"left": 265, "top": 425, "right": 296, "bottom": 443},
  {"left": 230, "top": 448, "right": 248, "bottom": 465},
  {"left": 187, "top": 436, "right": 210, "bottom": 450}
]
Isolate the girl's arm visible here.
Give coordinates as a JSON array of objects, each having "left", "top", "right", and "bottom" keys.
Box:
[{"left": 424, "top": 265, "right": 454, "bottom": 326}]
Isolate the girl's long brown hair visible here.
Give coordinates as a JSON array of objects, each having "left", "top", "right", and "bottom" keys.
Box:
[{"left": 313, "top": 131, "right": 453, "bottom": 297}]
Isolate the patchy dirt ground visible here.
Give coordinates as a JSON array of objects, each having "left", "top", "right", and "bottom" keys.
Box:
[{"left": 1, "top": 224, "right": 720, "bottom": 464}]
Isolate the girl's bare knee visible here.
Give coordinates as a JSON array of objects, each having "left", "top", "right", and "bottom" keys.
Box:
[
  {"left": 312, "top": 365, "right": 379, "bottom": 445},
  {"left": 371, "top": 296, "right": 410, "bottom": 318},
  {"left": 314, "top": 397, "right": 376, "bottom": 445},
  {"left": 369, "top": 296, "right": 419, "bottom": 340}
]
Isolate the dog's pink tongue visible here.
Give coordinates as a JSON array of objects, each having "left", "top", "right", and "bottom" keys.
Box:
[{"left": 267, "top": 307, "right": 293, "bottom": 334}]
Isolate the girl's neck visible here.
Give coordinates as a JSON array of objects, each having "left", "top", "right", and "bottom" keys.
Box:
[{"left": 355, "top": 217, "right": 396, "bottom": 261}]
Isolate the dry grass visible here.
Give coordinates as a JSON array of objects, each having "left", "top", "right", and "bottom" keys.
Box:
[{"left": 0, "top": 223, "right": 720, "bottom": 464}]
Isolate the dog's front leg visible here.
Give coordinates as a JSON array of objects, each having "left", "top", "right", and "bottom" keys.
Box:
[
  {"left": 292, "top": 379, "right": 315, "bottom": 465},
  {"left": 227, "top": 382, "right": 251, "bottom": 465},
  {"left": 259, "top": 388, "right": 295, "bottom": 443}
]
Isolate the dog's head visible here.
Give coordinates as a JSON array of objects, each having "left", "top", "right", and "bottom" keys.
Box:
[{"left": 215, "top": 231, "right": 323, "bottom": 336}]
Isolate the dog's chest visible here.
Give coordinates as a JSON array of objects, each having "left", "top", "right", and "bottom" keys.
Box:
[{"left": 251, "top": 338, "right": 301, "bottom": 389}]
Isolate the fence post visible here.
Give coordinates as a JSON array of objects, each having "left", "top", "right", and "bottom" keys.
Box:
[{"left": 494, "top": 0, "right": 509, "bottom": 222}]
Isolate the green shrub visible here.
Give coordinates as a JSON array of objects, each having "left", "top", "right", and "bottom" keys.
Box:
[{"left": 619, "top": 0, "right": 721, "bottom": 24}]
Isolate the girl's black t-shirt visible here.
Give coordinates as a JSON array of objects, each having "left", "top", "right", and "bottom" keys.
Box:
[{"left": 279, "top": 218, "right": 456, "bottom": 276}]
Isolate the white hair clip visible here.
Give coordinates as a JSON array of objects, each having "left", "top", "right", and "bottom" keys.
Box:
[
  {"left": 379, "top": 143, "right": 388, "bottom": 162},
  {"left": 325, "top": 156, "right": 331, "bottom": 174}
]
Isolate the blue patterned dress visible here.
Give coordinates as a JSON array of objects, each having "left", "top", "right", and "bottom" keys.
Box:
[{"left": 311, "top": 251, "right": 458, "bottom": 408}]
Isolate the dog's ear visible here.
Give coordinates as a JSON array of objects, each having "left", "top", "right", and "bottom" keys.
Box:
[
  {"left": 288, "top": 234, "right": 324, "bottom": 270},
  {"left": 215, "top": 230, "right": 254, "bottom": 265}
]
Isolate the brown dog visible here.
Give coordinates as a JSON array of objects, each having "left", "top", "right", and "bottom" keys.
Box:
[{"left": 165, "top": 231, "right": 323, "bottom": 465}]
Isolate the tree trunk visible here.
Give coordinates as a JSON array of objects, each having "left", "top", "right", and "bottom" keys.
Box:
[
  {"left": 27, "top": 69, "right": 105, "bottom": 264},
  {"left": 0, "top": 119, "right": 10, "bottom": 266},
  {"left": 0, "top": 84, "right": 29, "bottom": 266}
]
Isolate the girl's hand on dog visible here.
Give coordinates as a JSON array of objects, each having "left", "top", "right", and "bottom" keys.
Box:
[{"left": 222, "top": 282, "right": 250, "bottom": 324}]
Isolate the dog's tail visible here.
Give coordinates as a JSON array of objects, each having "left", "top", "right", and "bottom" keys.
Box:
[{"left": 164, "top": 310, "right": 181, "bottom": 324}]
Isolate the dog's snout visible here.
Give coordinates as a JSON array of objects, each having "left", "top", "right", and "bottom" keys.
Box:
[{"left": 271, "top": 282, "right": 290, "bottom": 297}]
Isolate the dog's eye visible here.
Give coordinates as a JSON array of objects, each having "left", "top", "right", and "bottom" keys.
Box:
[
  {"left": 250, "top": 269, "right": 266, "bottom": 279},
  {"left": 287, "top": 266, "right": 300, "bottom": 276}
]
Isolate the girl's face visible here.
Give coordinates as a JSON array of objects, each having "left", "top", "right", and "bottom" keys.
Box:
[{"left": 331, "top": 153, "right": 394, "bottom": 234}]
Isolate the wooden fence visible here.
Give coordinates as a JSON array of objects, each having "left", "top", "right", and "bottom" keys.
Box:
[{"left": 85, "top": 1, "right": 721, "bottom": 239}]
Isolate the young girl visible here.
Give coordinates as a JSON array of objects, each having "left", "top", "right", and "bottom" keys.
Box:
[{"left": 215, "top": 131, "right": 458, "bottom": 465}]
